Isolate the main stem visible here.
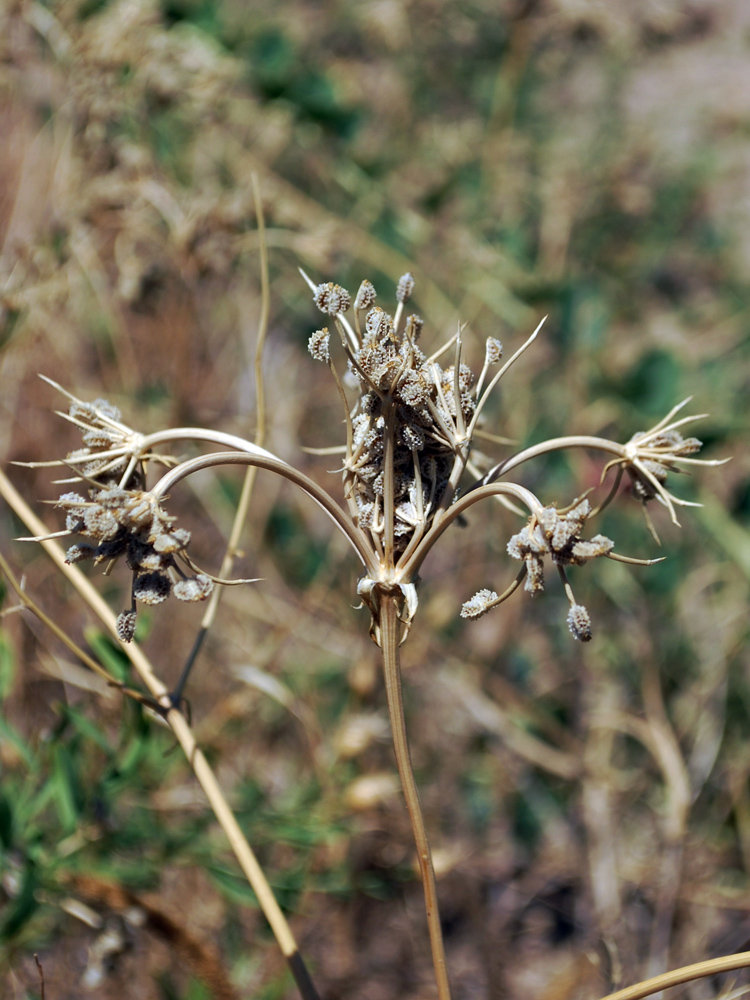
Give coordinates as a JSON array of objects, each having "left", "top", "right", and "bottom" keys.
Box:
[{"left": 379, "top": 595, "right": 452, "bottom": 1000}]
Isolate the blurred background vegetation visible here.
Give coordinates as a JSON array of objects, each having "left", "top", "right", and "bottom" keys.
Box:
[{"left": 0, "top": 0, "right": 749, "bottom": 997}]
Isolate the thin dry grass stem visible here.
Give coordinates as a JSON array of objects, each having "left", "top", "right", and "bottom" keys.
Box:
[
  {"left": 641, "top": 664, "right": 690, "bottom": 981},
  {"left": 0, "top": 467, "right": 322, "bottom": 1000},
  {"left": 172, "top": 174, "right": 270, "bottom": 703},
  {"left": 598, "top": 951, "right": 750, "bottom": 1000},
  {"left": 379, "top": 594, "right": 452, "bottom": 1000}
]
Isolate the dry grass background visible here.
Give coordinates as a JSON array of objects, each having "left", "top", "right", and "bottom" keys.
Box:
[{"left": 0, "top": 0, "right": 749, "bottom": 998}]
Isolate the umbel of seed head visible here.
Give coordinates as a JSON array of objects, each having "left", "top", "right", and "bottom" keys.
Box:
[
  {"left": 567, "top": 604, "right": 592, "bottom": 642},
  {"left": 308, "top": 328, "right": 331, "bottom": 363},
  {"left": 314, "top": 282, "right": 351, "bottom": 316},
  {"left": 397, "top": 272, "right": 415, "bottom": 304},
  {"left": 460, "top": 589, "right": 499, "bottom": 620},
  {"left": 354, "top": 280, "right": 377, "bottom": 311}
]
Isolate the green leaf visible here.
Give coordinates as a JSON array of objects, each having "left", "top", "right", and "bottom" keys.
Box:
[
  {"left": 0, "top": 629, "right": 15, "bottom": 702},
  {"left": 53, "top": 745, "right": 83, "bottom": 833}
]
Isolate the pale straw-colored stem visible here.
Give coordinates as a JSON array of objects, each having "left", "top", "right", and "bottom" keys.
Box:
[
  {"left": 0, "top": 467, "right": 321, "bottom": 1000},
  {"left": 597, "top": 951, "right": 750, "bottom": 1000},
  {"left": 400, "top": 481, "right": 542, "bottom": 580},
  {"left": 149, "top": 451, "right": 375, "bottom": 572},
  {"left": 379, "top": 594, "right": 452, "bottom": 1000},
  {"left": 174, "top": 176, "right": 271, "bottom": 700},
  {"left": 484, "top": 435, "right": 627, "bottom": 484}
]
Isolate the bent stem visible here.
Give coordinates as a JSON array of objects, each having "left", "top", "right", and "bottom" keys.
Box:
[
  {"left": 379, "top": 594, "right": 452, "bottom": 1000},
  {"left": 598, "top": 950, "right": 750, "bottom": 1000}
]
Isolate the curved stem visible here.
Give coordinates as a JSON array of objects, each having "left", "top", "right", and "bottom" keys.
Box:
[
  {"left": 597, "top": 950, "right": 750, "bottom": 1000},
  {"left": 379, "top": 595, "right": 452, "bottom": 1000},
  {"left": 400, "top": 481, "right": 542, "bottom": 580},
  {"left": 484, "top": 435, "right": 626, "bottom": 484},
  {"left": 149, "top": 450, "right": 375, "bottom": 572}
]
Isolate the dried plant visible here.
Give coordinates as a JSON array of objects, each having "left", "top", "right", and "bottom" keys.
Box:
[{"left": 9, "top": 264, "right": 728, "bottom": 1000}]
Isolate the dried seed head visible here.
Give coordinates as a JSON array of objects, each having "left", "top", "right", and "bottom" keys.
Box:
[
  {"left": 461, "top": 589, "right": 499, "bottom": 619},
  {"left": 173, "top": 574, "right": 214, "bottom": 602},
  {"left": 523, "top": 555, "right": 545, "bottom": 594},
  {"left": 396, "top": 272, "right": 415, "bottom": 304},
  {"left": 116, "top": 609, "right": 137, "bottom": 643},
  {"left": 365, "top": 307, "right": 392, "bottom": 344},
  {"left": 69, "top": 398, "right": 122, "bottom": 423},
  {"left": 354, "top": 280, "right": 377, "bottom": 311},
  {"left": 133, "top": 571, "right": 171, "bottom": 605},
  {"left": 308, "top": 327, "right": 331, "bottom": 363},
  {"left": 152, "top": 528, "right": 191, "bottom": 554},
  {"left": 314, "top": 282, "right": 351, "bottom": 316},
  {"left": 65, "top": 543, "right": 96, "bottom": 564},
  {"left": 567, "top": 604, "right": 592, "bottom": 642},
  {"left": 83, "top": 506, "right": 120, "bottom": 540},
  {"left": 571, "top": 535, "right": 615, "bottom": 561},
  {"left": 485, "top": 338, "right": 503, "bottom": 364}
]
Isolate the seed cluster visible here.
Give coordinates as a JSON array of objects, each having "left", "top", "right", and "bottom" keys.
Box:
[
  {"left": 309, "top": 273, "right": 503, "bottom": 554},
  {"left": 55, "top": 395, "right": 213, "bottom": 642},
  {"left": 507, "top": 500, "right": 614, "bottom": 594},
  {"left": 626, "top": 428, "right": 702, "bottom": 502}
]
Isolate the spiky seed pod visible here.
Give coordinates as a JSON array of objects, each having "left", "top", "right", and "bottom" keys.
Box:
[
  {"left": 396, "top": 272, "right": 415, "bottom": 303},
  {"left": 525, "top": 557, "right": 545, "bottom": 594},
  {"left": 365, "top": 307, "right": 392, "bottom": 343},
  {"left": 571, "top": 535, "right": 615, "bottom": 562},
  {"left": 314, "top": 282, "right": 351, "bottom": 316},
  {"left": 116, "top": 609, "right": 137, "bottom": 643},
  {"left": 461, "top": 589, "right": 499, "bottom": 619},
  {"left": 308, "top": 327, "right": 331, "bottom": 362},
  {"left": 442, "top": 364, "right": 475, "bottom": 392},
  {"left": 173, "top": 574, "right": 214, "bottom": 602},
  {"left": 401, "top": 424, "right": 425, "bottom": 451},
  {"left": 58, "top": 492, "right": 87, "bottom": 507},
  {"left": 485, "top": 338, "right": 503, "bottom": 364},
  {"left": 65, "top": 543, "right": 96, "bottom": 564},
  {"left": 83, "top": 506, "right": 120, "bottom": 540},
  {"left": 354, "top": 280, "right": 377, "bottom": 311},
  {"left": 69, "top": 398, "right": 122, "bottom": 423},
  {"left": 356, "top": 501, "right": 375, "bottom": 529},
  {"left": 397, "top": 370, "right": 428, "bottom": 406},
  {"left": 133, "top": 571, "right": 171, "bottom": 605},
  {"left": 152, "top": 528, "right": 191, "bottom": 554},
  {"left": 567, "top": 604, "right": 593, "bottom": 642}
]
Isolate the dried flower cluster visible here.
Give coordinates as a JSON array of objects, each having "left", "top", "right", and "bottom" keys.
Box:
[
  {"left": 26, "top": 274, "right": 724, "bottom": 654},
  {"left": 308, "top": 273, "right": 504, "bottom": 558},
  {"left": 300, "top": 271, "right": 725, "bottom": 644},
  {"left": 25, "top": 388, "right": 213, "bottom": 643},
  {"left": 506, "top": 500, "right": 613, "bottom": 595}
]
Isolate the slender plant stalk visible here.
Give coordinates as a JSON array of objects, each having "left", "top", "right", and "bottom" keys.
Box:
[
  {"left": 598, "top": 950, "right": 750, "bottom": 1000},
  {"left": 0, "top": 467, "right": 321, "bottom": 1000},
  {"left": 379, "top": 593, "right": 452, "bottom": 1000},
  {"left": 172, "top": 173, "right": 270, "bottom": 703}
]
